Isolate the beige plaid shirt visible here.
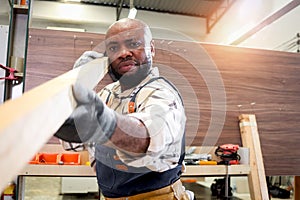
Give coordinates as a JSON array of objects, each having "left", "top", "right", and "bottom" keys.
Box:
[
  {"left": 99, "top": 67, "right": 186, "bottom": 171},
  {"left": 63, "top": 67, "right": 186, "bottom": 172}
]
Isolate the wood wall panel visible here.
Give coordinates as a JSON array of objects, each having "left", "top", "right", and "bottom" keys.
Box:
[
  {"left": 202, "top": 44, "right": 300, "bottom": 175},
  {"left": 25, "top": 29, "right": 106, "bottom": 91},
  {"left": 25, "top": 28, "right": 300, "bottom": 175}
]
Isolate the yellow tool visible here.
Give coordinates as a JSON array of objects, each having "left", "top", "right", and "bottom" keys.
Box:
[{"left": 199, "top": 160, "right": 217, "bottom": 165}]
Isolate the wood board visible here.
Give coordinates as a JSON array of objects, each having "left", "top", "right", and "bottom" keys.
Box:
[{"left": 0, "top": 57, "right": 108, "bottom": 192}]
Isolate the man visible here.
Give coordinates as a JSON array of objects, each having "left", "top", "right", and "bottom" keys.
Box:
[{"left": 55, "top": 18, "right": 192, "bottom": 200}]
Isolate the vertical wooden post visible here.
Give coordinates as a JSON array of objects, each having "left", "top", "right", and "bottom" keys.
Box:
[{"left": 239, "top": 114, "right": 269, "bottom": 200}]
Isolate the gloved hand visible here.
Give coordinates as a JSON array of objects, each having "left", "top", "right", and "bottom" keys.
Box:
[
  {"left": 55, "top": 83, "right": 117, "bottom": 144},
  {"left": 55, "top": 51, "right": 106, "bottom": 143},
  {"left": 73, "top": 51, "right": 104, "bottom": 69},
  {"left": 54, "top": 117, "right": 82, "bottom": 143}
]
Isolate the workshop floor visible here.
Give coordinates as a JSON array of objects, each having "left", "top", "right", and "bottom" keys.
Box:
[
  {"left": 23, "top": 177, "right": 293, "bottom": 200},
  {"left": 24, "top": 177, "right": 231, "bottom": 200},
  {"left": 24, "top": 177, "right": 100, "bottom": 200},
  {"left": 23, "top": 177, "right": 242, "bottom": 200}
]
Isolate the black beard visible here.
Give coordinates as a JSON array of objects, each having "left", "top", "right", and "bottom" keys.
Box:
[
  {"left": 118, "top": 61, "right": 151, "bottom": 90},
  {"left": 108, "top": 66, "right": 122, "bottom": 82}
]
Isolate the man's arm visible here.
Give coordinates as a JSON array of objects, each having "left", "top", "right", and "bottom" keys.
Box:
[
  {"left": 55, "top": 83, "right": 150, "bottom": 154},
  {"left": 109, "top": 115, "right": 150, "bottom": 154}
]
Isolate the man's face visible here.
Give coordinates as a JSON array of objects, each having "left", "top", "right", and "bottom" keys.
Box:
[{"left": 105, "top": 27, "right": 155, "bottom": 85}]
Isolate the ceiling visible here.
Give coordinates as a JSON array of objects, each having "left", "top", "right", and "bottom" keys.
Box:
[
  {"left": 80, "top": 0, "right": 223, "bottom": 17},
  {"left": 32, "top": 0, "right": 300, "bottom": 47},
  {"left": 74, "top": 0, "right": 236, "bottom": 33}
]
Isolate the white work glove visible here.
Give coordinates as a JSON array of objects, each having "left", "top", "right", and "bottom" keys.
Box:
[
  {"left": 55, "top": 51, "right": 108, "bottom": 143},
  {"left": 73, "top": 51, "right": 104, "bottom": 69},
  {"left": 72, "top": 83, "right": 117, "bottom": 143},
  {"left": 55, "top": 83, "right": 117, "bottom": 144}
]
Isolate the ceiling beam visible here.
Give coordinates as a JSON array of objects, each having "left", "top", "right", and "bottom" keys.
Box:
[
  {"left": 206, "top": 0, "right": 236, "bottom": 34},
  {"left": 230, "top": 0, "right": 300, "bottom": 45},
  {"left": 116, "top": 0, "right": 124, "bottom": 20}
]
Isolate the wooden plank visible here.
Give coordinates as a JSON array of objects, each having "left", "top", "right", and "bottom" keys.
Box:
[
  {"left": 239, "top": 114, "right": 269, "bottom": 200},
  {"left": 0, "top": 57, "right": 108, "bottom": 192},
  {"left": 19, "top": 165, "right": 96, "bottom": 176},
  {"left": 19, "top": 164, "right": 250, "bottom": 177},
  {"left": 184, "top": 165, "right": 250, "bottom": 176}
]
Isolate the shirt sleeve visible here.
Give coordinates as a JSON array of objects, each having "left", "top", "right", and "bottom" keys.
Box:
[{"left": 116, "top": 83, "right": 186, "bottom": 172}]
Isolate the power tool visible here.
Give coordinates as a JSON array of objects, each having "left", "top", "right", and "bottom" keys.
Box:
[{"left": 215, "top": 144, "right": 240, "bottom": 165}]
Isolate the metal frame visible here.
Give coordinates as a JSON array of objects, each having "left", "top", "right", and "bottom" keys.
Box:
[
  {"left": 206, "top": 0, "right": 236, "bottom": 34},
  {"left": 230, "top": 0, "right": 300, "bottom": 45}
]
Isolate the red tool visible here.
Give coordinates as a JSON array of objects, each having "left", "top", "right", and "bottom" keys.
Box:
[
  {"left": 215, "top": 144, "right": 240, "bottom": 165},
  {"left": 0, "top": 64, "right": 23, "bottom": 84}
]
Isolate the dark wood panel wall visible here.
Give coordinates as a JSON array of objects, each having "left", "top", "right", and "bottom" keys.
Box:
[{"left": 25, "top": 28, "right": 300, "bottom": 175}]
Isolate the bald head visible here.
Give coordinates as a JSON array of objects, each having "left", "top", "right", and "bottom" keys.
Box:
[{"left": 105, "top": 18, "right": 152, "bottom": 40}]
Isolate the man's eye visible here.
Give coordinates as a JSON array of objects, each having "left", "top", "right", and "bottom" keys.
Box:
[
  {"left": 129, "top": 41, "right": 142, "bottom": 48},
  {"left": 108, "top": 46, "right": 118, "bottom": 52}
]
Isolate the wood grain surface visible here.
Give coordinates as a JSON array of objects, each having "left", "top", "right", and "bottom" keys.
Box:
[{"left": 25, "top": 28, "right": 300, "bottom": 175}]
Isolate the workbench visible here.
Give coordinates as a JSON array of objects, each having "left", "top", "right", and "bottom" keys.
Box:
[
  {"left": 20, "top": 162, "right": 251, "bottom": 177},
  {"left": 11, "top": 112, "right": 268, "bottom": 200},
  {"left": 16, "top": 144, "right": 251, "bottom": 200}
]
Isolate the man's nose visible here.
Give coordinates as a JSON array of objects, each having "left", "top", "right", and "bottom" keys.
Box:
[{"left": 118, "top": 46, "right": 133, "bottom": 58}]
